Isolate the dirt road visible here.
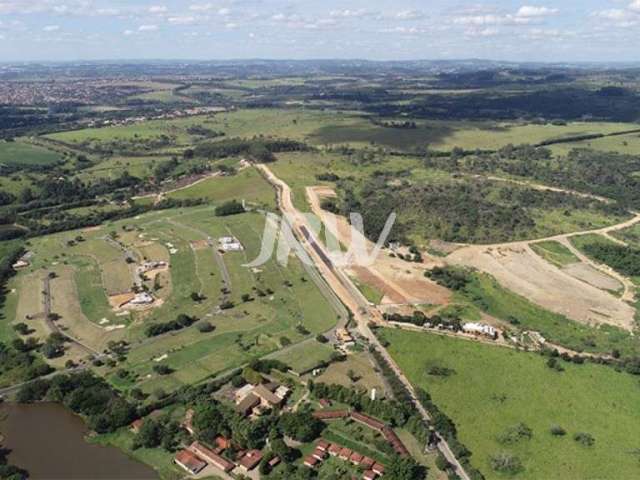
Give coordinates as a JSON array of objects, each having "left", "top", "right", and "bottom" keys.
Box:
[
  {"left": 256, "top": 164, "right": 471, "bottom": 480},
  {"left": 447, "top": 212, "right": 640, "bottom": 330}
]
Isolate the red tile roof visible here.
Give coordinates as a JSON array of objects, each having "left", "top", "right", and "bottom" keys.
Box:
[
  {"left": 317, "top": 439, "right": 330, "bottom": 451},
  {"left": 313, "top": 410, "right": 349, "bottom": 420},
  {"left": 373, "top": 463, "right": 385, "bottom": 475},
  {"left": 350, "top": 452, "right": 364, "bottom": 465},
  {"left": 382, "top": 427, "right": 409, "bottom": 457},
  {"left": 363, "top": 470, "right": 378, "bottom": 480},
  {"left": 189, "top": 441, "right": 235, "bottom": 472},
  {"left": 175, "top": 450, "right": 207, "bottom": 474},
  {"left": 239, "top": 449, "right": 263, "bottom": 470},
  {"left": 361, "top": 457, "right": 375, "bottom": 469},
  {"left": 304, "top": 455, "right": 319, "bottom": 467},
  {"left": 351, "top": 411, "right": 386, "bottom": 431},
  {"left": 339, "top": 447, "right": 353, "bottom": 459},
  {"left": 328, "top": 443, "right": 342, "bottom": 455}
]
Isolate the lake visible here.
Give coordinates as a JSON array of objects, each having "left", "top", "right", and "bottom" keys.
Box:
[{"left": 0, "top": 402, "right": 158, "bottom": 479}]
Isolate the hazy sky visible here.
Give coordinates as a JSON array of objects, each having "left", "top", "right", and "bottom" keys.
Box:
[{"left": 1, "top": 1, "right": 639, "bottom": 62}]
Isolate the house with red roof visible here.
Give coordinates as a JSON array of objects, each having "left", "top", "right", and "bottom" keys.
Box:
[{"left": 174, "top": 450, "right": 207, "bottom": 475}]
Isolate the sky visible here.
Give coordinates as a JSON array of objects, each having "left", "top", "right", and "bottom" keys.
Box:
[{"left": 1, "top": 1, "right": 640, "bottom": 62}]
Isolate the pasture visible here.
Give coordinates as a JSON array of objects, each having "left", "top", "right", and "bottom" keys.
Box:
[
  {"left": 0, "top": 140, "right": 62, "bottom": 167},
  {"left": 382, "top": 328, "right": 640, "bottom": 480}
]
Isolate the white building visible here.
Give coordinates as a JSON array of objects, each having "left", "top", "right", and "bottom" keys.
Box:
[
  {"left": 130, "top": 292, "right": 154, "bottom": 305},
  {"left": 462, "top": 322, "right": 497, "bottom": 338}
]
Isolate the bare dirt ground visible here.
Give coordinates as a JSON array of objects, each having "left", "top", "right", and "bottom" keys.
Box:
[
  {"left": 190, "top": 239, "right": 210, "bottom": 250},
  {"left": 108, "top": 292, "right": 136, "bottom": 309},
  {"left": 306, "top": 186, "right": 451, "bottom": 307},
  {"left": 447, "top": 243, "right": 636, "bottom": 330},
  {"left": 562, "top": 263, "right": 623, "bottom": 292}
]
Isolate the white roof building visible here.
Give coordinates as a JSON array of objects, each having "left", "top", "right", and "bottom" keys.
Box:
[{"left": 463, "top": 322, "right": 497, "bottom": 337}]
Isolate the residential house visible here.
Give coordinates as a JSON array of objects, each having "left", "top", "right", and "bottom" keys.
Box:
[
  {"left": 189, "top": 441, "right": 235, "bottom": 473},
  {"left": 174, "top": 450, "right": 207, "bottom": 475}
]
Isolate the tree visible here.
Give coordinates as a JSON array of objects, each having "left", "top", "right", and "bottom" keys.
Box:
[
  {"left": 386, "top": 457, "right": 426, "bottom": 480},
  {"left": 13, "top": 323, "right": 30, "bottom": 335},
  {"left": 135, "top": 419, "right": 163, "bottom": 448},
  {"left": 278, "top": 412, "right": 325, "bottom": 442},
  {"left": 153, "top": 364, "right": 173, "bottom": 375},
  {"left": 490, "top": 452, "right": 523, "bottom": 475},
  {"left": 197, "top": 321, "right": 215, "bottom": 333}
]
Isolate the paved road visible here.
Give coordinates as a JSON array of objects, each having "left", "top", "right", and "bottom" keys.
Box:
[{"left": 257, "top": 163, "right": 471, "bottom": 480}]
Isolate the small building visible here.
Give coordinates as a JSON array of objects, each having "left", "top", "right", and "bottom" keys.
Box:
[
  {"left": 189, "top": 441, "right": 235, "bottom": 472},
  {"left": 313, "top": 410, "right": 349, "bottom": 420},
  {"left": 235, "top": 383, "right": 255, "bottom": 403},
  {"left": 215, "top": 436, "right": 232, "bottom": 451},
  {"left": 174, "top": 450, "right": 207, "bottom": 475},
  {"left": 372, "top": 463, "right": 385, "bottom": 476},
  {"left": 130, "top": 418, "right": 144, "bottom": 434},
  {"left": 462, "top": 322, "right": 497, "bottom": 338},
  {"left": 130, "top": 292, "right": 154, "bottom": 305},
  {"left": 312, "top": 448, "right": 327, "bottom": 461},
  {"left": 361, "top": 457, "right": 375, "bottom": 470},
  {"left": 253, "top": 384, "right": 284, "bottom": 407},
  {"left": 328, "top": 444, "right": 342, "bottom": 456},
  {"left": 338, "top": 447, "right": 353, "bottom": 461},
  {"left": 268, "top": 456, "right": 281, "bottom": 468},
  {"left": 363, "top": 470, "right": 378, "bottom": 480},
  {"left": 274, "top": 385, "right": 291, "bottom": 400},
  {"left": 219, "top": 236, "right": 243, "bottom": 252},
  {"left": 304, "top": 455, "right": 320, "bottom": 468},
  {"left": 316, "top": 439, "right": 330, "bottom": 452},
  {"left": 238, "top": 449, "right": 263, "bottom": 472},
  {"left": 350, "top": 452, "right": 364, "bottom": 466},
  {"left": 319, "top": 398, "right": 332, "bottom": 408},
  {"left": 236, "top": 393, "right": 260, "bottom": 417}
]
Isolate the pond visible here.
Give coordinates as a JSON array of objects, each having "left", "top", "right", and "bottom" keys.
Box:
[{"left": 0, "top": 402, "right": 158, "bottom": 479}]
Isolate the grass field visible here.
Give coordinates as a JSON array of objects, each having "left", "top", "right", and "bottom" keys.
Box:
[
  {"left": 549, "top": 131, "right": 640, "bottom": 156},
  {"left": 311, "top": 351, "right": 385, "bottom": 393},
  {"left": 0, "top": 140, "right": 62, "bottom": 167},
  {"left": 530, "top": 240, "right": 579, "bottom": 267},
  {"left": 269, "top": 340, "right": 336, "bottom": 374},
  {"left": 382, "top": 328, "right": 640, "bottom": 480},
  {"left": 613, "top": 222, "right": 640, "bottom": 248},
  {"left": 168, "top": 167, "right": 277, "bottom": 210}
]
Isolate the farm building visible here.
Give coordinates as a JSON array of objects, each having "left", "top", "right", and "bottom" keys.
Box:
[{"left": 238, "top": 449, "right": 263, "bottom": 471}]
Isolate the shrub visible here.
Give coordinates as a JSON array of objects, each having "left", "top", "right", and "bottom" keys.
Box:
[
  {"left": 550, "top": 425, "right": 566, "bottom": 436},
  {"left": 574, "top": 432, "right": 595, "bottom": 447},
  {"left": 489, "top": 452, "right": 523, "bottom": 475},
  {"left": 497, "top": 423, "right": 533, "bottom": 445}
]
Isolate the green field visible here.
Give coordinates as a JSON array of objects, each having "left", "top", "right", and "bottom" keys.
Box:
[
  {"left": 550, "top": 131, "right": 640, "bottom": 156},
  {"left": 269, "top": 340, "right": 336, "bottom": 374},
  {"left": 0, "top": 140, "right": 62, "bottom": 167},
  {"left": 167, "top": 167, "right": 276, "bottom": 209},
  {"left": 382, "top": 328, "right": 640, "bottom": 480},
  {"left": 530, "top": 240, "right": 579, "bottom": 267}
]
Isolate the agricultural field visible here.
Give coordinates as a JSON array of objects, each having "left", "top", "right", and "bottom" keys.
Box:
[
  {"left": 0, "top": 140, "right": 63, "bottom": 167},
  {"left": 382, "top": 328, "right": 640, "bottom": 480}
]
